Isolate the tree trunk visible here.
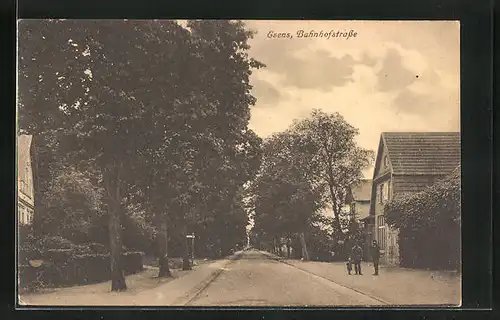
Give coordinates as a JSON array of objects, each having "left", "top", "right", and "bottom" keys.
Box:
[
  {"left": 286, "top": 238, "right": 291, "bottom": 258},
  {"left": 105, "top": 165, "right": 127, "bottom": 291},
  {"left": 157, "top": 217, "right": 172, "bottom": 277},
  {"left": 328, "top": 183, "right": 343, "bottom": 235},
  {"left": 300, "top": 232, "right": 309, "bottom": 260}
]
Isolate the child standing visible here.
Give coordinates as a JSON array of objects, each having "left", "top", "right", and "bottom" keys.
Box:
[{"left": 346, "top": 257, "right": 353, "bottom": 275}]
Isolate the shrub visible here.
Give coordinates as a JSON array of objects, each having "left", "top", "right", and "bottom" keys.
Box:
[
  {"left": 45, "top": 249, "right": 74, "bottom": 264},
  {"left": 88, "top": 242, "right": 109, "bottom": 254},
  {"left": 71, "top": 253, "right": 111, "bottom": 284},
  {"left": 122, "top": 252, "right": 144, "bottom": 275},
  {"left": 18, "top": 224, "right": 33, "bottom": 244},
  {"left": 18, "top": 234, "right": 43, "bottom": 265},
  {"left": 18, "top": 265, "right": 40, "bottom": 291},
  {"left": 19, "top": 251, "right": 145, "bottom": 290},
  {"left": 40, "top": 236, "right": 74, "bottom": 251},
  {"left": 385, "top": 167, "right": 461, "bottom": 270}
]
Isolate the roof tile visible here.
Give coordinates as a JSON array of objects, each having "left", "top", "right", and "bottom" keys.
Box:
[{"left": 383, "top": 132, "right": 460, "bottom": 175}]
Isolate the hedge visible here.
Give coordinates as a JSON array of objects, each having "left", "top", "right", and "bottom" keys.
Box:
[
  {"left": 19, "top": 251, "right": 144, "bottom": 290},
  {"left": 384, "top": 167, "right": 460, "bottom": 270}
]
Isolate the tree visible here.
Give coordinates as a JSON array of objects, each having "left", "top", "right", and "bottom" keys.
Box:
[
  {"left": 42, "top": 166, "right": 105, "bottom": 241},
  {"left": 290, "top": 110, "right": 374, "bottom": 237},
  {"left": 174, "top": 20, "right": 263, "bottom": 266},
  {"left": 251, "top": 131, "right": 326, "bottom": 260},
  {"left": 18, "top": 19, "right": 264, "bottom": 287},
  {"left": 18, "top": 20, "right": 169, "bottom": 290}
]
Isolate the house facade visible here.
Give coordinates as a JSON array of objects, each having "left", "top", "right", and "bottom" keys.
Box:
[
  {"left": 18, "top": 135, "right": 35, "bottom": 225},
  {"left": 370, "top": 132, "right": 460, "bottom": 266}
]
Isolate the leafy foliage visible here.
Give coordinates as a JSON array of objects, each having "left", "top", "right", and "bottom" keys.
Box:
[
  {"left": 250, "top": 110, "right": 373, "bottom": 259},
  {"left": 250, "top": 131, "right": 328, "bottom": 259},
  {"left": 384, "top": 168, "right": 461, "bottom": 270},
  {"left": 290, "top": 109, "right": 375, "bottom": 232},
  {"left": 18, "top": 20, "right": 264, "bottom": 284}
]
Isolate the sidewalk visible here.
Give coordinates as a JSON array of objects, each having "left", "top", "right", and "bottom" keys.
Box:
[
  {"left": 283, "top": 259, "right": 461, "bottom": 306},
  {"left": 19, "top": 252, "right": 242, "bottom": 306}
]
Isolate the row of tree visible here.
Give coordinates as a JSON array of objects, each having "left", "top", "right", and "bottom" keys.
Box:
[
  {"left": 18, "top": 20, "right": 263, "bottom": 291},
  {"left": 249, "top": 110, "right": 374, "bottom": 260}
]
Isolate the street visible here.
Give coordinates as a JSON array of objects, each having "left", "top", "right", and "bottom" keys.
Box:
[
  {"left": 19, "top": 249, "right": 460, "bottom": 306},
  {"left": 186, "top": 250, "right": 385, "bottom": 306}
]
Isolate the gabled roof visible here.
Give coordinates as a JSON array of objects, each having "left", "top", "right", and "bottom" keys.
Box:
[
  {"left": 382, "top": 132, "right": 460, "bottom": 176},
  {"left": 346, "top": 179, "right": 372, "bottom": 203}
]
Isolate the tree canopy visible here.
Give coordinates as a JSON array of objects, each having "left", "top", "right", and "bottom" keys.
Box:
[
  {"left": 18, "top": 19, "right": 263, "bottom": 290},
  {"left": 289, "top": 109, "right": 374, "bottom": 232}
]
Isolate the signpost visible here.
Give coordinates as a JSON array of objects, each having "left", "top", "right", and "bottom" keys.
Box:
[{"left": 186, "top": 234, "right": 195, "bottom": 265}]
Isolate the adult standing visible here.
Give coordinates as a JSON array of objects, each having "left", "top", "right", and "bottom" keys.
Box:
[
  {"left": 370, "top": 240, "right": 381, "bottom": 275},
  {"left": 351, "top": 243, "right": 363, "bottom": 275}
]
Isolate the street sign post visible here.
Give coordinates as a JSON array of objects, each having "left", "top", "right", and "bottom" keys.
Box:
[{"left": 186, "top": 234, "right": 195, "bottom": 264}]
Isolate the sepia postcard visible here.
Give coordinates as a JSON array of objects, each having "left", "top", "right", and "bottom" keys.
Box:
[{"left": 16, "top": 19, "right": 461, "bottom": 307}]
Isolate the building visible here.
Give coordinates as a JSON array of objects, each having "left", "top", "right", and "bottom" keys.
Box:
[
  {"left": 345, "top": 179, "right": 373, "bottom": 260},
  {"left": 370, "top": 132, "right": 460, "bottom": 266},
  {"left": 18, "top": 135, "right": 35, "bottom": 225}
]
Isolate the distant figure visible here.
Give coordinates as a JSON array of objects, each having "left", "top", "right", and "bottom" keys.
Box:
[
  {"left": 346, "top": 256, "right": 353, "bottom": 275},
  {"left": 370, "top": 240, "right": 381, "bottom": 275},
  {"left": 351, "top": 243, "right": 363, "bottom": 275}
]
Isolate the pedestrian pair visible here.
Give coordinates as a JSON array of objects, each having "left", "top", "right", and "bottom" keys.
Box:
[{"left": 346, "top": 258, "right": 362, "bottom": 275}]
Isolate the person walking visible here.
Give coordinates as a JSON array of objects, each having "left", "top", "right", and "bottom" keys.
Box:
[
  {"left": 351, "top": 243, "right": 363, "bottom": 275},
  {"left": 370, "top": 240, "right": 381, "bottom": 275}
]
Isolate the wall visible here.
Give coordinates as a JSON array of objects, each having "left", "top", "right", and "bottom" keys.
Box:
[
  {"left": 362, "top": 221, "right": 374, "bottom": 261},
  {"left": 354, "top": 201, "right": 370, "bottom": 220},
  {"left": 373, "top": 176, "right": 397, "bottom": 265},
  {"left": 17, "top": 135, "right": 34, "bottom": 225},
  {"left": 373, "top": 141, "right": 396, "bottom": 264}
]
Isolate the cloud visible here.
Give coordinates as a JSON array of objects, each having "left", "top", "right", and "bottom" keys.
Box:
[
  {"left": 376, "top": 48, "right": 418, "bottom": 92},
  {"left": 392, "top": 85, "right": 459, "bottom": 129},
  {"left": 393, "top": 89, "right": 433, "bottom": 115},
  {"left": 251, "top": 78, "right": 285, "bottom": 106},
  {"left": 253, "top": 43, "right": 356, "bottom": 91},
  {"left": 358, "top": 52, "right": 378, "bottom": 67},
  {"left": 244, "top": 20, "right": 460, "bottom": 178},
  {"left": 247, "top": 24, "right": 357, "bottom": 92},
  {"left": 280, "top": 50, "right": 355, "bottom": 91}
]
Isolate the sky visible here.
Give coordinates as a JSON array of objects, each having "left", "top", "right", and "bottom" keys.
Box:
[{"left": 243, "top": 20, "right": 460, "bottom": 179}]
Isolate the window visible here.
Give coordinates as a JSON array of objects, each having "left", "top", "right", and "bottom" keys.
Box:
[
  {"left": 379, "top": 181, "right": 391, "bottom": 204},
  {"left": 379, "top": 183, "right": 384, "bottom": 204},
  {"left": 383, "top": 155, "right": 389, "bottom": 167},
  {"left": 387, "top": 181, "right": 392, "bottom": 201},
  {"left": 28, "top": 209, "right": 34, "bottom": 224},
  {"left": 383, "top": 183, "right": 389, "bottom": 202},
  {"left": 19, "top": 206, "right": 25, "bottom": 224},
  {"left": 377, "top": 215, "right": 386, "bottom": 249}
]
